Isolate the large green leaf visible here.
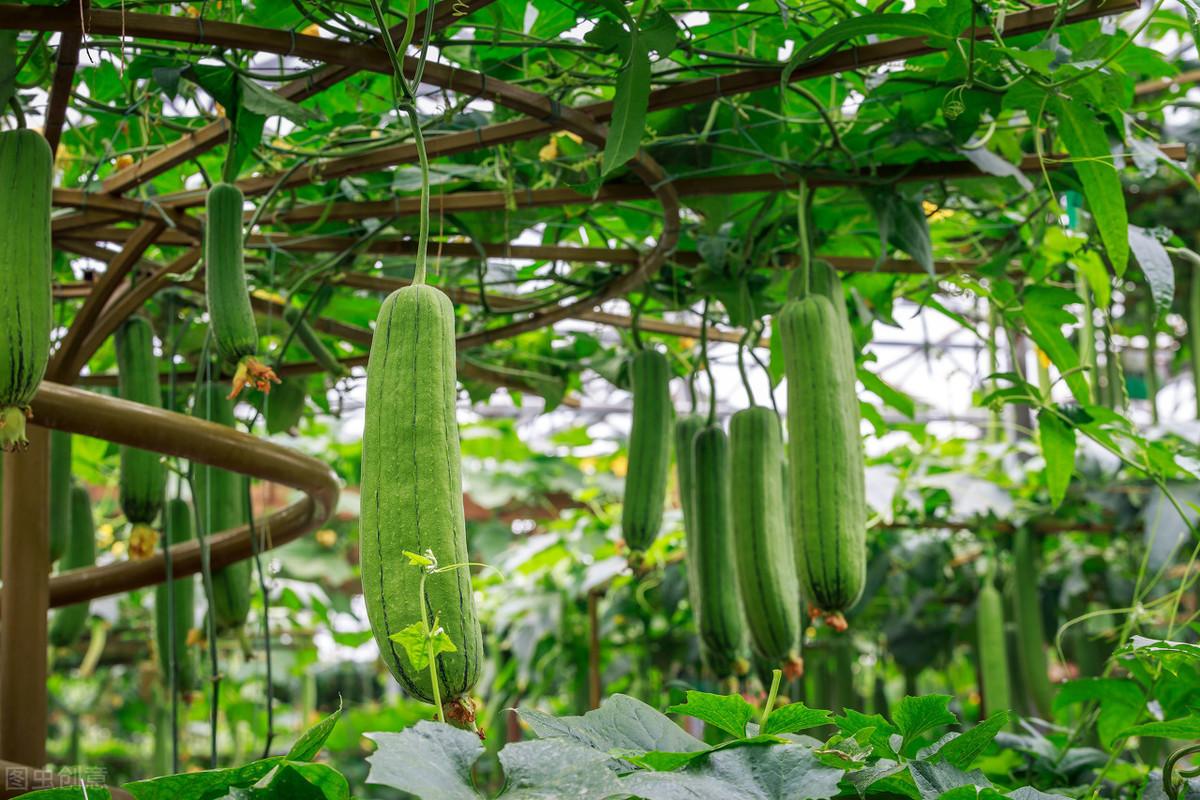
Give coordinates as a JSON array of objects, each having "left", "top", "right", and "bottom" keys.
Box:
[
  {"left": 1052, "top": 98, "right": 1129, "bottom": 275},
  {"left": 602, "top": 38, "right": 651, "bottom": 176},
  {"left": 1020, "top": 286, "right": 1090, "bottom": 404},
  {"left": 782, "top": 15, "right": 947, "bottom": 85},
  {"left": 365, "top": 722, "right": 483, "bottom": 800},
  {"left": 1037, "top": 410, "right": 1076, "bottom": 508}
]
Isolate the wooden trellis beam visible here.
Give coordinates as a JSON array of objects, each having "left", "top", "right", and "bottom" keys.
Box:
[
  {"left": 48, "top": 220, "right": 165, "bottom": 382},
  {"left": 57, "top": 224, "right": 984, "bottom": 274},
  {"left": 43, "top": 25, "right": 82, "bottom": 156},
  {"left": 160, "top": 144, "right": 1194, "bottom": 222}
]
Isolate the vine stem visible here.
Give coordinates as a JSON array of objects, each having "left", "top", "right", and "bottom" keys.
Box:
[
  {"left": 417, "top": 569, "right": 446, "bottom": 723},
  {"left": 760, "top": 669, "right": 783, "bottom": 730},
  {"left": 700, "top": 297, "right": 716, "bottom": 425},
  {"left": 796, "top": 180, "right": 811, "bottom": 297}
]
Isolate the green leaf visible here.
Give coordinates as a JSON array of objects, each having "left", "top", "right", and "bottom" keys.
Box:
[
  {"left": 365, "top": 721, "right": 484, "bottom": 799},
  {"left": 1052, "top": 98, "right": 1129, "bottom": 275},
  {"left": 389, "top": 617, "right": 458, "bottom": 671},
  {"left": 124, "top": 757, "right": 283, "bottom": 799},
  {"left": 936, "top": 712, "right": 1011, "bottom": 769},
  {"left": 1120, "top": 717, "right": 1200, "bottom": 740},
  {"left": 908, "top": 760, "right": 993, "bottom": 800},
  {"left": 1037, "top": 410, "right": 1076, "bottom": 508},
  {"left": 254, "top": 762, "right": 351, "bottom": 800},
  {"left": 859, "top": 368, "right": 915, "bottom": 419},
  {"left": 497, "top": 739, "right": 625, "bottom": 799},
  {"left": 668, "top": 691, "right": 757, "bottom": 739},
  {"left": 518, "top": 694, "right": 707, "bottom": 755},
  {"left": 1073, "top": 250, "right": 1111, "bottom": 310},
  {"left": 1052, "top": 677, "right": 1145, "bottom": 747},
  {"left": 892, "top": 695, "right": 957, "bottom": 753},
  {"left": 602, "top": 38, "right": 651, "bottom": 176},
  {"left": 1007, "top": 788, "right": 1073, "bottom": 800},
  {"left": 1129, "top": 225, "right": 1175, "bottom": 319},
  {"left": 639, "top": 7, "right": 679, "bottom": 56},
  {"left": 782, "top": 15, "right": 947, "bottom": 84},
  {"left": 622, "top": 742, "right": 845, "bottom": 800},
  {"left": 763, "top": 702, "right": 834, "bottom": 736},
  {"left": 239, "top": 75, "right": 323, "bottom": 124},
  {"left": 1021, "top": 286, "right": 1090, "bottom": 404},
  {"left": 286, "top": 701, "right": 343, "bottom": 762}
]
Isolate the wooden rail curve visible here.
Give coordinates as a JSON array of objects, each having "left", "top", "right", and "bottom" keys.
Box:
[{"left": 0, "top": 382, "right": 340, "bottom": 613}]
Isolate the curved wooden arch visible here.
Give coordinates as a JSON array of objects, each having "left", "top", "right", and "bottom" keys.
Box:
[{"left": 0, "top": 382, "right": 339, "bottom": 613}]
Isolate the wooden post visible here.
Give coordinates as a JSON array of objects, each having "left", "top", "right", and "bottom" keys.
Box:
[{"left": 0, "top": 427, "right": 50, "bottom": 770}]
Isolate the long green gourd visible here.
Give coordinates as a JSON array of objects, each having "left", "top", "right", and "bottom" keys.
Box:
[
  {"left": 674, "top": 414, "right": 705, "bottom": 616},
  {"left": 205, "top": 183, "right": 278, "bottom": 399},
  {"left": 360, "top": 284, "right": 483, "bottom": 713},
  {"left": 116, "top": 316, "right": 167, "bottom": 558},
  {"left": 730, "top": 406, "right": 804, "bottom": 678},
  {"left": 621, "top": 349, "right": 673, "bottom": 562},
  {"left": 1012, "top": 528, "right": 1054, "bottom": 717},
  {"left": 191, "top": 381, "right": 251, "bottom": 631},
  {"left": 691, "top": 424, "right": 749, "bottom": 680},
  {"left": 49, "top": 430, "right": 73, "bottom": 564},
  {"left": 49, "top": 485, "right": 96, "bottom": 648},
  {"left": 0, "top": 129, "right": 52, "bottom": 451},
  {"left": 975, "top": 576, "right": 1012, "bottom": 721},
  {"left": 779, "top": 285, "right": 867, "bottom": 626},
  {"left": 155, "top": 498, "right": 196, "bottom": 694}
]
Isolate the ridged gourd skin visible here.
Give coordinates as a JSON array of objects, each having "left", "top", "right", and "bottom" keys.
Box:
[
  {"left": 265, "top": 377, "right": 307, "bottom": 435},
  {"left": 975, "top": 578, "right": 1012, "bottom": 721},
  {"left": 621, "top": 349, "right": 673, "bottom": 557},
  {"left": 156, "top": 498, "right": 197, "bottom": 694},
  {"left": 49, "top": 430, "right": 73, "bottom": 563},
  {"left": 1012, "top": 528, "right": 1054, "bottom": 717},
  {"left": 206, "top": 183, "right": 278, "bottom": 398},
  {"left": 779, "top": 293, "right": 867, "bottom": 616},
  {"left": 191, "top": 382, "right": 252, "bottom": 630},
  {"left": 0, "top": 129, "right": 53, "bottom": 451},
  {"left": 116, "top": 316, "right": 166, "bottom": 537},
  {"left": 284, "top": 307, "right": 348, "bottom": 378},
  {"left": 360, "top": 285, "right": 482, "bottom": 705},
  {"left": 691, "top": 424, "right": 749, "bottom": 679},
  {"left": 49, "top": 485, "right": 96, "bottom": 648},
  {"left": 674, "top": 414, "right": 706, "bottom": 615},
  {"left": 729, "top": 406, "right": 803, "bottom": 678}
]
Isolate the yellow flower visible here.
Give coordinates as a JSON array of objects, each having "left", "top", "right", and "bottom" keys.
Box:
[
  {"left": 611, "top": 454, "right": 628, "bottom": 477},
  {"left": 538, "top": 138, "right": 559, "bottom": 162},
  {"left": 316, "top": 528, "right": 338, "bottom": 548},
  {"left": 115, "top": 154, "right": 134, "bottom": 170}
]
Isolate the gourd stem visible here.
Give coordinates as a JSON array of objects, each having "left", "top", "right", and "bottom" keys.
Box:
[
  {"left": 701, "top": 298, "right": 716, "bottom": 424},
  {"left": 796, "top": 180, "right": 811, "bottom": 298},
  {"left": 631, "top": 292, "right": 649, "bottom": 350},
  {"left": 736, "top": 327, "right": 755, "bottom": 406},
  {"left": 405, "top": 104, "right": 431, "bottom": 287}
]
